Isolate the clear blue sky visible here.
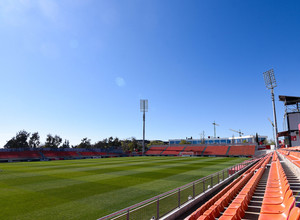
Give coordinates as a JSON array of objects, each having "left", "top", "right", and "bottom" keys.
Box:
[{"left": 1, "top": 0, "right": 300, "bottom": 147}]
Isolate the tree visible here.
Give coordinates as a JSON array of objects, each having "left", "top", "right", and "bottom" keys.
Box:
[
  {"left": 77, "top": 138, "right": 91, "bottom": 148},
  {"left": 60, "top": 139, "right": 70, "bottom": 148},
  {"left": 108, "top": 136, "right": 114, "bottom": 147},
  {"left": 102, "top": 138, "right": 108, "bottom": 148},
  {"left": 91, "top": 137, "right": 121, "bottom": 149},
  {"left": 113, "top": 137, "right": 121, "bottom": 148},
  {"left": 147, "top": 140, "right": 164, "bottom": 147},
  {"left": 45, "top": 134, "right": 62, "bottom": 148},
  {"left": 29, "top": 132, "right": 40, "bottom": 148},
  {"left": 179, "top": 139, "right": 191, "bottom": 145},
  {"left": 4, "top": 138, "right": 18, "bottom": 149},
  {"left": 121, "top": 139, "right": 131, "bottom": 152},
  {"left": 4, "top": 130, "right": 30, "bottom": 148},
  {"left": 120, "top": 138, "right": 142, "bottom": 152},
  {"left": 93, "top": 140, "right": 105, "bottom": 149},
  {"left": 129, "top": 137, "right": 142, "bottom": 152}
]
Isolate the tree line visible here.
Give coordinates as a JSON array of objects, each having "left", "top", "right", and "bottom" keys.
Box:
[{"left": 3, "top": 130, "right": 163, "bottom": 152}]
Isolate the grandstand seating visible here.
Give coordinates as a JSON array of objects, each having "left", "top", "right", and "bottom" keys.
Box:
[
  {"left": 0, "top": 151, "right": 41, "bottom": 159},
  {"left": 165, "top": 146, "right": 185, "bottom": 151},
  {"left": 78, "top": 151, "right": 120, "bottom": 157},
  {"left": 94, "top": 152, "right": 109, "bottom": 156},
  {"left": 145, "top": 146, "right": 167, "bottom": 155},
  {"left": 162, "top": 146, "right": 185, "bottom": 155},
  {"left": 146, "top": 144, "right": 256, "bottom": 157},
  {"left": 145, "top": 150, "right": 164, "bottom": 155},
  {"left": 186, "top": 155, "right": 271, "bottom": 220},
  {"left": 185, "top": 151, "right": 300, "bottom": 220},
  {"left": 79, "top": 151, "right": 98, "bottom": 156},
  {"left": 281, "top": 150, "right": 300, "bottom": 168},
  {"left": 42, "top": 151, "right": 79, "bottom": 158},
  {"left": 79, "top": 152, "right": 106, "bottom": 156},
  {"left": 0, "top": 149, "right": 123, "bottom": 161},
  {"left": 203, "top": 145, "right": 228, "bottom": 156},
  {"left": 220, "top": 161, "right": 267, "bottom": 219},
  {"left": 183, "top": 146, "right": 206, "bottom": 155},
  {"left": 259, "top": 151, "right": 297, "bottom": 219},
  {"left": 0, "top": 144, "right": 258, "bottom": 161},
  {"left": 161, "top": 151, "right": 179, "bottom": 155},
  {"left": 227, "top": 145, "right": 256, "bottom": 156},
  {"left": 147, "top": 146, "right": 167, "bottom": 151}
]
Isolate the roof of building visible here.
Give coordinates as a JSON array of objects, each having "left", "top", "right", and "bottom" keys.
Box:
[
  {"left": 279, "top": 95, "right": 300, "bottom": 105},
  {"left": 277, "top": 130, "right": 289, "bottom": 137}
]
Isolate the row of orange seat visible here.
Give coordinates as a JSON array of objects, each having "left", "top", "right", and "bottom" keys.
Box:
[
  {"left": 185, "top": 155, "right": 270, "bottom": 220},
  {"left": 203, "top": 146, "right": 229, "bottom": 156},
  {"left": 227, "top": 145, "right": 256, "bottom": 156},
  {"left": 162, "top": 146, "right": 185, "bottom": 155},
  {"left": 279, "top": 149, "right": 300, "bottom": 168},
  {"left": 145, "top": 146, "right": 167, "bottom": 155},
  {"left": 42, "top": 151, "right": 79, "bottom": 157},
  {"left": 0, "top": 151, "right": 41, "bottom": 159},
  {"left": 0, "top": 150, "right": 120, "bottom": 160},
  {"left": 259, "top": 151, "right": 300, "bottom": 220},
  {"left": 218, "top": 155, "right": 271, "bottom": 219}
]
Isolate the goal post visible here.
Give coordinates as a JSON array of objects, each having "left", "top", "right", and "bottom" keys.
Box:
[{"left": 179, "top": 152, "right": 194, "bottom": 157}]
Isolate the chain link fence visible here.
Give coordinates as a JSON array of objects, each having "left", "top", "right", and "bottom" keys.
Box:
[{"left": 98, "top": 159, "right": 256, "bottom": 220}]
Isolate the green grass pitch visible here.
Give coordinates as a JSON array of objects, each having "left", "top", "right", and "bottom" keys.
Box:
[{"left": 0, "top": 156, "right": 247, "bottom": 220}]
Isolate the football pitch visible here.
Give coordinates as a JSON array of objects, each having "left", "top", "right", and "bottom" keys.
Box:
[{"left": 0, "top": 156, "right": 247, "bottom": 220}]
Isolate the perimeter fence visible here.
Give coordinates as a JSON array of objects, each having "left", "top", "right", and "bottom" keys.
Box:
[{"left": 98, "top": 158, "right": 258, "bottom": 220}]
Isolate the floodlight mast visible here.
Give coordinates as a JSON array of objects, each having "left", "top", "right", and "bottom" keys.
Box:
[
  {"left": 140, "top": 99, "right": 148, "bottom": 156},
  {"left": 263, "top": 69, "right": 279, "bottom": 149},
  {"left": 268, "top": 118, "right": 276, "bottom": 143}
]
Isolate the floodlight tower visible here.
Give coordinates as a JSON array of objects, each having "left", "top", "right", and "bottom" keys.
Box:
[
  {"left": 200, "top": 131, "right": 205, "bottom": 144},
  {"left": 140, "top": 99, "right": 148, "bottom": 156},
  {"left": 263, "top": 69, "right": 279, "bottom": 148}
]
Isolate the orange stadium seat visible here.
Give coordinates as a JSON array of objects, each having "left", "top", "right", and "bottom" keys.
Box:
[
  {"left": 259, "top": 152, "right": 296, "bottom": 219},
  {"left": 227, "top": 145, "right": 256, "bottom": 156},
  {"left": 202, "top": 146, "right": 228, "bottom": 156},
  {"left": 289, "top": 207, "right": 300, "bottom": 220},
  {"left": 145, "top": 146, "right": 167, "bottom": 155},
  {"left": 183, "top": 146, "right": 206, "bottom": 155},
  {"left": 259, "top": 197, "right": 295, "bottom": 220},
  {"left": 186, "top": 155, "right": 271, "bottom": 220},
  {"left": 0, "top": 151, "right": 41, "bottom": 159}
]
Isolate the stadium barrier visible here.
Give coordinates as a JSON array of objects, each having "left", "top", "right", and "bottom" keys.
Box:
[{"left": 97, "top": 159, "right": 258, "bottom": 220}]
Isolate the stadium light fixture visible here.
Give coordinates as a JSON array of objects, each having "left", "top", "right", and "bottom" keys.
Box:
[
  {"left": 140, "top": 99, "right": 148, "bottom": 156},
  {"left": 263, "top": 69, "right": 279, "bottom": 148}
]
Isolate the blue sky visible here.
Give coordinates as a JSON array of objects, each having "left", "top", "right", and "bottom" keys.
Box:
[{"left": 0, "top": 0, "right": 300, "bottom": 147}]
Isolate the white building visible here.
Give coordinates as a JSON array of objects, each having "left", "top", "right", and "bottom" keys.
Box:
[{"left": 169, "top": 135, "right": 267, "bottom": 145}]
